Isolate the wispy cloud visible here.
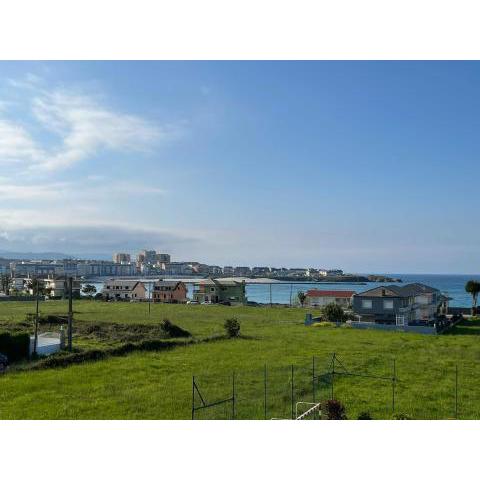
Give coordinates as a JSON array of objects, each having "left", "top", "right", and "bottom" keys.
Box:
[
  {"left": 0, "top": 178, "right": 166, "bottom": 201},
  {"left": 31, "top": 90, "right": 166, "bottom": 170},
  {"left": 0, "top": 77, "right": 179, "bottom": 172},
  {"left": 0, "top": 118, "right": 44, "bottom": 164}
]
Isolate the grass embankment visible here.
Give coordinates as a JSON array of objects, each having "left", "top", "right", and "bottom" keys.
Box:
[{"left": 1, "top": 300, "right": 480, "bottom": 419}]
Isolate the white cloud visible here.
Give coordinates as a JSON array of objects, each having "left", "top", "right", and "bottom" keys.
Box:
[
  {"left": 31, "top": 90, "right": 166, "bottom": 170},
  {"left": 0, "top": 181, "right": 69, "bottom": 200},
  {"left": 0, "top": 178, "right": 165, "bottom": 202},
  {"left": 0, "top": 80, "right": 178, "bottom": 172},
  {"left": 0, "top": 119, "right": 44, "bottom": 164}
]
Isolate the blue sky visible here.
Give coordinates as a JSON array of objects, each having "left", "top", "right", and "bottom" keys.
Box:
[{"left": 0, "top": 61, "right": 479, "bottom": 273}]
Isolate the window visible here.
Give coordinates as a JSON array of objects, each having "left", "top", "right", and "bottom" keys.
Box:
[
  {"left": 210, "top": 287, "right": 215, "bottom": 292},
  {"left": 361, "top": 299, "right": 372, "bottom": 309},
  {"left": 383, "top": 299, "right": 394, "bottom": 310}
]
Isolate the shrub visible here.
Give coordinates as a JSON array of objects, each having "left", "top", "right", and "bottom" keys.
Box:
[
  {"left": 321, "top": 399, "right": 347, "bottom": 419},
  {"left": 26, "top": 313, "right": 68, "bottom": 325},
  {"left": 392, "top": 412, "right": 412, "bottom": 420},
  {"left": 297, "top": 291, "right": 306, "bottom": 307},
  {"left": 312, "top": 321, "right": 335, "bottom": 328},
  {"left": 0, "top": 332, "right": 30, "bottom": 362},
  {"left": 224, "top": 318, "right": 241, "bottom": 338},
  {"left": 357, "top": 411, "right": 372, "bottom": 420},
  {"left": 160, "top": 319, "right": 191, "bottom": 338},
  {"left": 322, "top": 303, "right": 346, "bottom": 323}
]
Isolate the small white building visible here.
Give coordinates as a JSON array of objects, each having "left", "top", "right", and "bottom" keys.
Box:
[
  {"left": 42, "top": 276, "right": 81, "bottom": 298},
  {"left": 30, "top": 332, "right": 63, "bottom": 356}
]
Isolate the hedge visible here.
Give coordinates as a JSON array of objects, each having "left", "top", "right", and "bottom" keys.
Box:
[
  {"left": 30, "top": 338, "right": 193, "bottom": 370},
  {"left": 0, "top": 332, "right": 30, "bottom": 362},
  {"left": 25, "top": 313, "right": 68, "bottom": 325},
  {"left": 29, "top": 334, "right": 231, "bottom": 370}
]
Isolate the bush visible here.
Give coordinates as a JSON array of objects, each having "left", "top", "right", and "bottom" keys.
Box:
[
  {"left": 0, "top": 332, "right": 30, "bottom": 362},
  {"left": 357, "top": 411, "right": 372, "bottom": 420},
  {"left": 224, "top": 318, "right": 241, "bottom": 338},
  {"left": 26, "top": 313, "right": 68, "bottom": 325},
  {"left": 392, "top": 412, "right": 412, "bottom": 420},
  {"left": 160, "top": 319, "right": 191, "bottom": 338},
  {"left": 312, "top": 321, "right": 335, "bottom": 328},
  {"left": 322, "top": 303, "right": 346, "bottom": 323},
  {"left": 321, "top": 399, "right": 347, "bottom": 419}
]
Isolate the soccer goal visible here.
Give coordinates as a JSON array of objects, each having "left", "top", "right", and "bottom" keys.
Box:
[{"left": 295, "top": 402, "right": 322, "bottom": 420}]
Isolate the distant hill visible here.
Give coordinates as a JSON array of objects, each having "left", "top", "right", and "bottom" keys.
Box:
[{"left": 0, "top": 250, "right": 111, "bottom": 261}]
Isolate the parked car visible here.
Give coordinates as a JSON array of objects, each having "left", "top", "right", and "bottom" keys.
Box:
[
  {"left": 0, "top": 352, "right": 8, "bottom": 374},
  {"left": 187, "top": 300, "right": 199, "bottom": 305}
]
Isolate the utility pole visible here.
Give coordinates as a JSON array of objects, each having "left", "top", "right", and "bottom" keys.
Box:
[
  {"left": 148, "top": 281, "right": 152, "bottom": 316},
  {"left": 67, "top": 276, "right": 73, "bottom": 351},
  {"left": 33, "top": 279, "right": 39, "bottom": 355}
]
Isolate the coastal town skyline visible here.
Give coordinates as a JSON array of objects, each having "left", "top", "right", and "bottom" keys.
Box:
[{"left": 1, "top": 61, "right": 479, "bottom": 273}]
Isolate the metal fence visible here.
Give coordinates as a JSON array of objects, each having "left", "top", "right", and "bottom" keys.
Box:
[
  {"left": 191, "top": 353, "right": 480, "bottom": 420},
  {"left": 192, "top": 353, "right": 395, "bottom": 420}
]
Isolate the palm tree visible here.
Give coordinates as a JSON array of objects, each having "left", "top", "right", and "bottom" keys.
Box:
[
  {"left": 465, "top": 280, "right": 480, "bottom": 316},
  {"left": 297, "top": 291, "right": 306, "bottom": 307}
]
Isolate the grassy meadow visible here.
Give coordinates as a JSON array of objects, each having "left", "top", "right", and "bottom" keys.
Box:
[{"left": 1, "top": 299, "right": 480, "bottom": 419}]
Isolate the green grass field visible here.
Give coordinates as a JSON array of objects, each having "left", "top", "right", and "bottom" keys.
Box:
[{"left": 0, "top": 299, "right": 479, "bottom": 419}]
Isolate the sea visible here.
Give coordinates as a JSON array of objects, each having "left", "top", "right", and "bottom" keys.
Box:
[{"left": 83, "top": 274, "right": 480, "bottom": 307}]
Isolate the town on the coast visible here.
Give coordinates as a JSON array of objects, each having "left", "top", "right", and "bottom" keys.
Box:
[{"left": 1, "top": 248, "right": 478, "bottom": 335}]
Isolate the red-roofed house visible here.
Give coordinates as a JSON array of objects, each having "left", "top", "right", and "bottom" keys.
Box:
[{"left": 305, "top": 289, "right": 354, "bottom": 308}]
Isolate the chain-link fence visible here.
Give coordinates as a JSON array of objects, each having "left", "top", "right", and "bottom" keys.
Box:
[
  {"left": 192, "top": 353, "right": 392, "bottom": 419},
  {"left": 191, "top": 353, "right": 480, "bottom": 419}
]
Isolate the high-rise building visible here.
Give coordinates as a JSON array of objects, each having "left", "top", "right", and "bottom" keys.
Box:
[
  {"left": 113, "top": 253, "right": 131, "bottom": 264},
  {"left": 138, "top": 249, "right": 157, "bottom": 264},
  {"left": 155, "top": 253, "right": 171, "bottom": 264}
]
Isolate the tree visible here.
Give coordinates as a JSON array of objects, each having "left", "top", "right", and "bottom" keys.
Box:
[
  {"left": 26, "top": 278, "right": 47, "bottom": 296},
  {"left": 224, "top": 317, "right": 241, "bottom": 338},
  {"left": 322, "top": 303, "right": 346, "bottom": 323},
  {"left": 465, "top": 280, "right": 480, "bottom": 316},
  {"left": 0, "top": 274, "right": 11, "bottom": 294},
  {"left": 82, "top": 284, "right": 97, "bottom": 298},
  {"left": 297, "top": 291, "right": 306, "bottom": 307}
]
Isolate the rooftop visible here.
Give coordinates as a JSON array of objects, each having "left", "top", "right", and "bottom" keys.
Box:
[
  {"left": 306, "top": 289, "right": 355, "bottom": 298},
  {"left": 354, "top": 283, "right": 440, "bottom": 298}
]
